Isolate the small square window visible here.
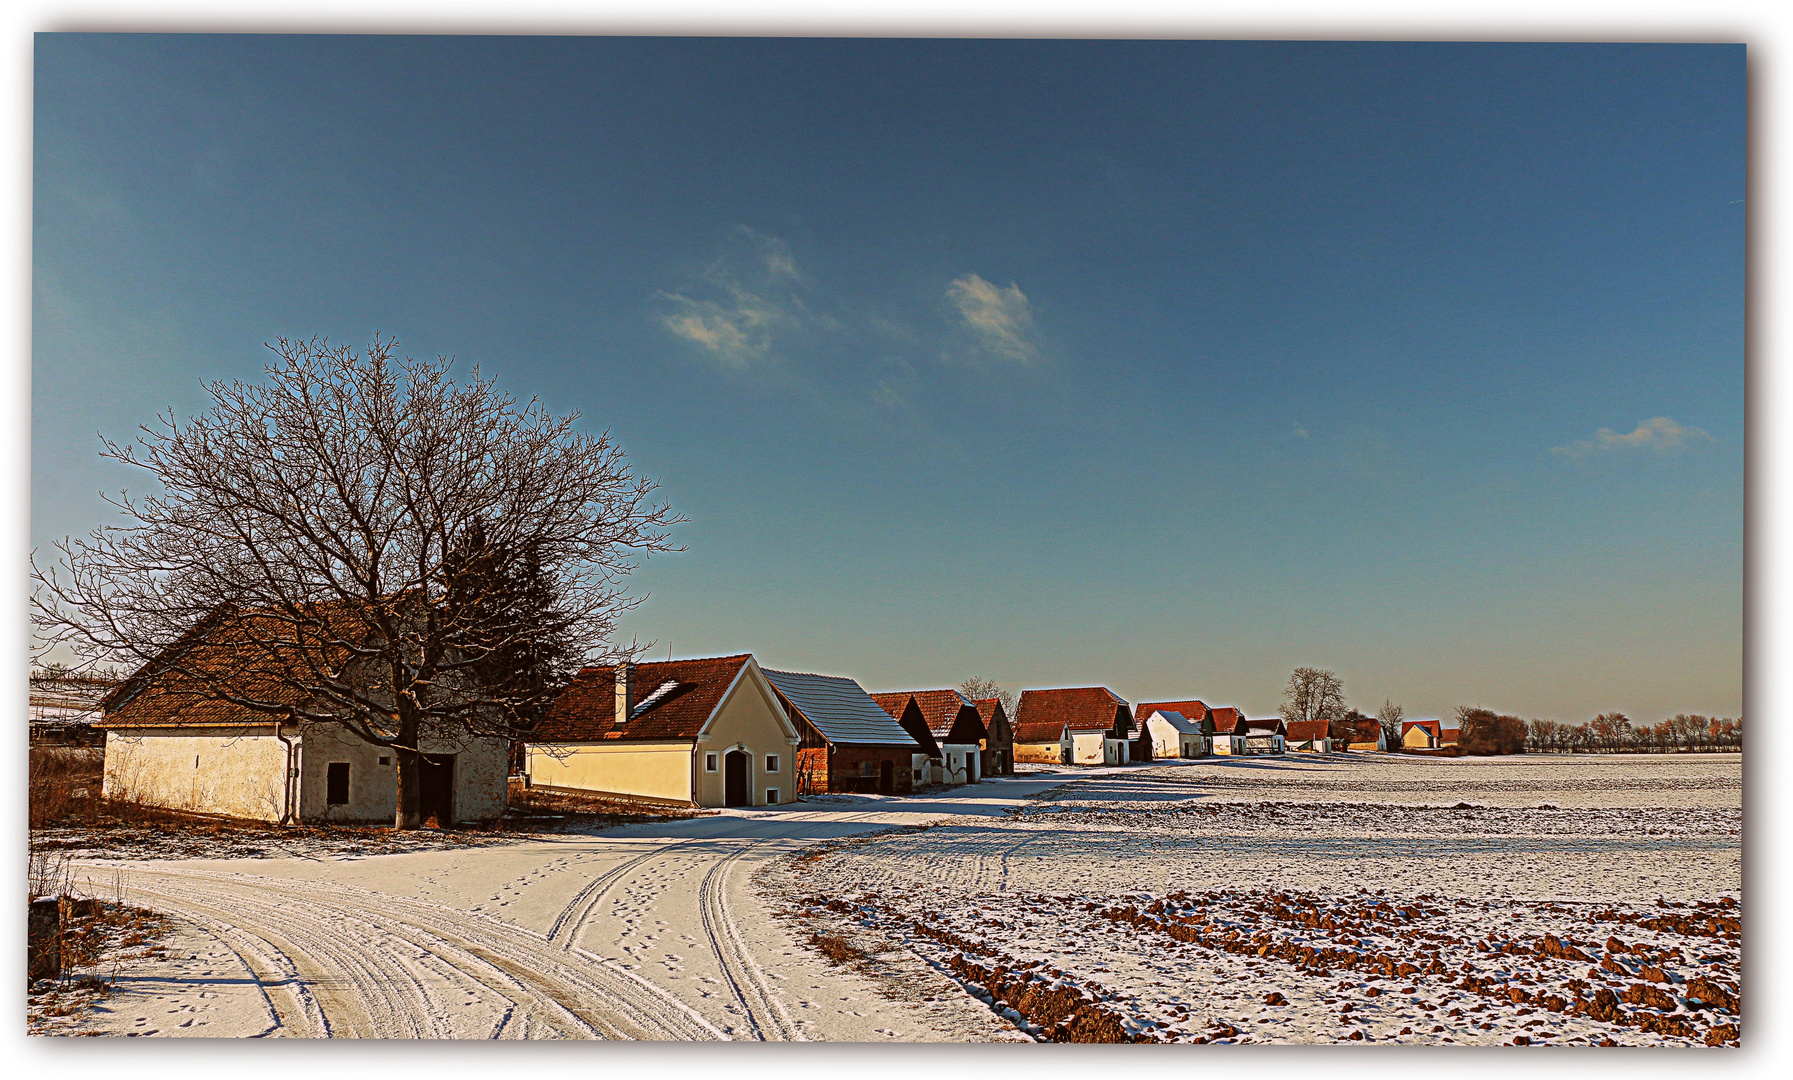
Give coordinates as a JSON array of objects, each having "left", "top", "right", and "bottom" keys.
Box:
[
  {"left": 379, "top": 756, "right": 391, "bottom": 766},
  {"left": 765, "top": 788, "right": 779, "bottom": 805},
  {"left": 326, "top": 762, "right": 350, "bottom": 805},
  {"left": 705, "top": 752, "right": 719, "bottom": 773},
  {"left": 765, "top": 754, "right": 780, "bottom": 773}
]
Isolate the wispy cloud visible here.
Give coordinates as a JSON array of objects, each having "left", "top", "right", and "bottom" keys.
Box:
[
  {"left": 656, "top": 228, "right": 814, "bottom": 367},
  {"left": 1291, "top": 423, "right": 1310, "bottom": 440},
  {"left": 946, "top": 274, "right": 1038, "bottom": 362},
  {"left": 1553, "top": 416, "right": 1714, "bottom": 460},
  {"left": 747, "top": 228, "right": 800, "bottom": 281},
  {"left": 657, "top": 283, "right": 782, "bottom": 367}
]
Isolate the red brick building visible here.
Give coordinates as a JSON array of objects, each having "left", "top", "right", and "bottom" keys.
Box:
[{"left": 761, "top": 668, "right": 925, "bottom": 795}]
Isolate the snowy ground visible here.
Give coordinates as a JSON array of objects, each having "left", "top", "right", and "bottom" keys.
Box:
[
  {"left": 772, "top": 753, "right": 1742, "bottom": 1046},
  {"left": 41, "top": 753, "right": 1739, "bottom": 1043},
  {"left": 45, "top": 775, "right": 1074, "bottom": 1039}
]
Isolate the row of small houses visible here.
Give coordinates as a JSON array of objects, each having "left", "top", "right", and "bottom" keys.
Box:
[{"left": 77, "top": 647, "right": 1415, "bottom": 826}]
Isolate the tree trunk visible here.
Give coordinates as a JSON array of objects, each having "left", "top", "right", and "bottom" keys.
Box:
[{"left": 393, "top": 709, "right": 422, "bottom": 830}]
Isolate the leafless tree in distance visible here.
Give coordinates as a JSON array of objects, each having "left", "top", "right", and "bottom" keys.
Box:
[
  {"left": 1377, "top": 698, "right": 1405, "bottom": 749},
  {"left": 32, "top": 337, "right": 683, "bottom": 828},
  {"left": 1279, "top": 666, "right": 1347, "bottom": 741},
  {"left": 957, "top": 675, "right": 1016, "bottom": 719}
]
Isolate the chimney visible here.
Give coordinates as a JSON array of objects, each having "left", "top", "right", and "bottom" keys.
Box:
[{"left": 614, "top": 662, "right": 635, "bottom": 726}]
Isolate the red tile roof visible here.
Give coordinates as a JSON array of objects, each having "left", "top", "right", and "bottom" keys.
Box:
[
  {"left": 533, "top": 655, "right": 753, "bottom": 742},
  {"left": 869, "top": 692, "right": 914, "bottom": 721},
  {"left": 1013, "top": 687, "right": 1131, "bottom": 743},
  {"left": 1403, "top": 719, "right": 1441, "bottom": 736},
  {"left": 1285, "top": 719, "right": 1330, "bottom": 742},
  {"left": 973, "top": 697, "right": 1012, "bottom": 740},
  {"left": 1208, "top": 706, "right": 1246, "bottom": 734},
  {"left": 870, "top": 689, "right": 986, "bottom": 743},
  {"left": 1136, "top": 700, "right": 1211, "bottom": 729},
  {"left": 101, "top": 605, "right": 370, "bottom": 729}
]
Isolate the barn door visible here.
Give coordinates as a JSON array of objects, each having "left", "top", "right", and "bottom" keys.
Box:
[
  {"left": 725, "top": 750, "right": 750, "bottom": 807},
  {"left": 878, "top": 759, "right": 894, "bottom": 794},
  {"left": 420, "top": 754, "right": 456, "bottom": 826}
]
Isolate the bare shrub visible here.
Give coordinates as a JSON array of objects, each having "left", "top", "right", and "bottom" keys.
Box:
[
  {"left": 29, "top": 749, "right": 103, "bottom": 829},
  {"left": 807, "top": 932, "right": 868, "bottom": 965}
]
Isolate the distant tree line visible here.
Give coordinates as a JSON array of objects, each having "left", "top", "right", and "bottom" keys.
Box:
[
  {"left": 1522, "top": 712, "right": 1742, "bottom": 754},
  {"left": 1273, "top": 667, "right": 1742, "bottom": 758},
  {"left": 1454, "top": 707, "right": 1527, "bottom": 755}
]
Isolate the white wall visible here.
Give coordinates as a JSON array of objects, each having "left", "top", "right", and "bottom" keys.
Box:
[
  {"left": 103, "top": 727, "right": 288, "bottom": 822},
  {"left": 939, "top": 742, "right": 981, "bottom": 784},
  {"left": 297, "top": 725, "right": 509, "bottom": 825}
]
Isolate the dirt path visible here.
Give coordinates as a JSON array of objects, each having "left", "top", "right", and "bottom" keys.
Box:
[{"left": 64, "top": 768, "right": 1107, "bottom": 1040}]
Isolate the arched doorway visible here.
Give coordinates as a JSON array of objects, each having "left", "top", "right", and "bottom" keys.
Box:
[{"left": 724, "top": 750, "right": 751, "bottom": 807}]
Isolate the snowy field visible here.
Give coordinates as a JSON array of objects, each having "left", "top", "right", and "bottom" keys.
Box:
[
  {"left": 770, "top": 753, "right": 1742, "bottom": 1046},
  {"left": 34, "top": 753, "right": 1739, "bottom": 1044}
]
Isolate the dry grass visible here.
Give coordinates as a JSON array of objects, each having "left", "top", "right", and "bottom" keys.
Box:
[
  {"left": 29, "top": 749, "right": 104, "bottom": 829},
  {"left": 807, "top": 932, "right": 868, "bottom": 966},
  {"left": 27, "top": 873, "right": 174, "bottom": 1034},
  {"left": 501, "top": 779, "right": 715, "bottom": 831}
]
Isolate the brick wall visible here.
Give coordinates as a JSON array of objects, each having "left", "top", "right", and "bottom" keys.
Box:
[{"left": 796, "top": 744, "right": 915, "bottom": 795}]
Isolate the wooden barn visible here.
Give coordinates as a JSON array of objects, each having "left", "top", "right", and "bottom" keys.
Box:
[
  {"left": 971, "top": 697, "right": 1016, "bottom": 777},
  {"left": 872, "top": 689, "right": 989, "bottom": 786},
  {"left": 760, "top": 668, "right": 926, "bottom": 795}
]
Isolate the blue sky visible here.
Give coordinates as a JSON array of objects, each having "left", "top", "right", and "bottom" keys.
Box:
[{"left": 33, "top": 36, "right": 1743, "bottom": 722}]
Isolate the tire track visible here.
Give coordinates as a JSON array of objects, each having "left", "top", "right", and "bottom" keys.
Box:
[
  {"left": 546, "top": 838, "right": 704, "bottom": 948},
  {"left": 120, "top": 865, "right": 718, "bottom": 1040},
  {"left": 998, "top": 831, "right": 1039, "bottom": 893},
  {"left": 126, "top": 877, "right": 458, "bottom": 1038},
  {"left": 127, "top": 869, "right": 636, "bottom": 1037},
  {"left": 697, "top": 841, "right": 805, "bottom": 1041}
]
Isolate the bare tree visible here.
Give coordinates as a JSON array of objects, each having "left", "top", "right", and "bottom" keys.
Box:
[
  {"left": 33, "top": 337, "right": 683, "bottom": 828},
  {"left": 958, "top": 675, "right": 1016, "bottom": 718},
  {"left": 1279, "top": 667, "right": 1346, "bottom": 739},
  {"left": 1376, "top": 698, "right": 1405, "bottom": 750}
]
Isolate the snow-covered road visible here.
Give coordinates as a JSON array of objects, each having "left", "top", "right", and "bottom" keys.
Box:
[{"left": 68, "top": 768, "right": 1106, "bottom": 1040}]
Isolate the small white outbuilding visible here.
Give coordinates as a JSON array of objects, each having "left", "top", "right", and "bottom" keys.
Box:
[{"left": 1143, "top": 709, "right": 1210, "bottom": 758}]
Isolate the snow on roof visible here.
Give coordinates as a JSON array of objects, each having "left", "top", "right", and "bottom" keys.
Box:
[
  {"left": 760, "top": 668, "right": 921, "bottom": 748},
  {"left": 1144, "top": 710, "right": 1203, "bottom": 735},
  {"left": 631, "top": 679, "right": 680, "bottom": 717}
]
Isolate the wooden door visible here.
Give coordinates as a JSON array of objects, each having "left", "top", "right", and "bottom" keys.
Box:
[
  {"left": 725, "top": 750, "right": 750, "bottom": 807},
  {"left": 878, "top": 759, "right": 894, "bottom": 794},
  {"left": 420, "top": 754, "right": 455, "bottom": 826}
]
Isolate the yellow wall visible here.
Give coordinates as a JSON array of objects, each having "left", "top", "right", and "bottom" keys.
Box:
[
  {"left": 1403, "top": 727, "right": 1434, "bottom": 748},
  {"left": 526, "top": 741, "right": 693, "bottom": 803},
  {"left": 693, "top": 665, "right": 799, "bottom": 806},
  {"left": 1013, "top": 740, "right": 1067, "bottom": 764},
  {"left": 527, "top": 662, "right": 799, "bottom": 808}
]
